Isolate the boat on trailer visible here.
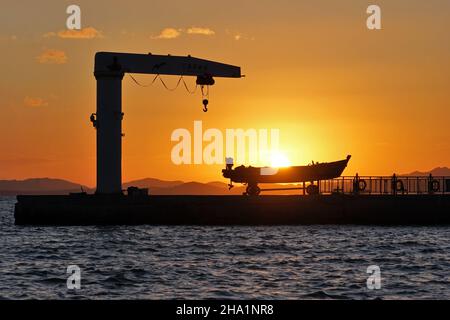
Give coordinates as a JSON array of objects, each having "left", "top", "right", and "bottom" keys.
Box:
[{"left": 222, "top": 155, "right": 351, "bottom": 196}]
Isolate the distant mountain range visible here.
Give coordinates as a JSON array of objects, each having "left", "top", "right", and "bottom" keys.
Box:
[
  {"left": 1, "top": 167, "right": 450, "bottom": 195},
  {"left": 124, "top": 178, "right": 247, "bottom": 195},
  {"left": 403, "top": 167, "right": 450, "bottom": 177},
  {"left": 0, "top": 178, "right": 91, "bottom": 195},
  {"left": 0, "top": 177, "right": 246, "bottom": 196}
]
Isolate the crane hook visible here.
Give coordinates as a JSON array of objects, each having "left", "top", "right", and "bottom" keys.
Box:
[{"left": 202, "top": 99, "right": 209, "bottom": 112}]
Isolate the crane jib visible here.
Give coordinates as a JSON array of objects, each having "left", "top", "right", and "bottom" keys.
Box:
[{"left": 94, "top": 52, "right": 242, "bottom": 78}]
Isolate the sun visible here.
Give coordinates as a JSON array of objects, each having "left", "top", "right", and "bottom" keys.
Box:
[{"left": 270, "top": 152, "right": 291, "bottom": 168}]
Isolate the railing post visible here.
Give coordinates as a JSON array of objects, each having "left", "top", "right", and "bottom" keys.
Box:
[
  {"left": 406, "top": 177, "right": 409, "bottom": 195},
  {"left": 417, "top": 177, "right": 420, "bottom": 194},
  {"left": 392, "top": 174, "right": 397, "bottom": 196}
]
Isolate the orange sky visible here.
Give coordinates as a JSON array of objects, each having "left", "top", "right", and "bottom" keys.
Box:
[{"left": 1, "top": 0, "right": 449, "bottom": 187}]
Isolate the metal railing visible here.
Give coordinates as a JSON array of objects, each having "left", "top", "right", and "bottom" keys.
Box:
[{"left": 316, "top": 175, "right": 450, "bottom": 195}]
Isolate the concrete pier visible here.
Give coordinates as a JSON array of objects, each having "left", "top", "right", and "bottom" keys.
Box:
[{"left": 14, "top": 194, "right": 450, "bottom": 226}]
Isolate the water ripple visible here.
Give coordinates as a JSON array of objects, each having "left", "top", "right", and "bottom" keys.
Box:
[{"left": 1, "top": 197, "right": 449, "bottom": 299}]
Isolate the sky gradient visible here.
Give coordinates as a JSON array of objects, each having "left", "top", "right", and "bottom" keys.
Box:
[{"left": 1, "top": 0, "right": 449, "bottom": 186}]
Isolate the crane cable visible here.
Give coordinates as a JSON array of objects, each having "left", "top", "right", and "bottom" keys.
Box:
[
  {"left": 182, "top": 77, "right": 197, "bottom": 94},
  {"left": 128, "top": 74, "right": 159, "bottom": 87},
  {"left": 128, "top": 74, "right": 210, "bottom": 111},
  {"left": 128, "top": 74, "right": 198, "bottom": 94}
]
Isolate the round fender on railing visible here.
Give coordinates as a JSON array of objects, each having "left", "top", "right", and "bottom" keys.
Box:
[
  {"left": 395, "top": 180, "right": 405, "bottom": 192},
  {"left": 429, "top": 179, "right": 440, "bottom": 193},
  {"left": 358, "top": 179, "right": 367, "bottom": 192}
]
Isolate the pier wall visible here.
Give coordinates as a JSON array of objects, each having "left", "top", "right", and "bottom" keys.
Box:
[{"left": 14, "top": 194, "right": 450, "bottom": 226}]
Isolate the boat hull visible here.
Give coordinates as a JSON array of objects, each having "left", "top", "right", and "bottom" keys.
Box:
[{"left": 223, "top": 155, "right": 351, "bottom": 184}]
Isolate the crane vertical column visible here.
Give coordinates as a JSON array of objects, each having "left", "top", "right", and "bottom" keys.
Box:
[{"left": 94, "top": 70, "right": 124, "bottom": 194}]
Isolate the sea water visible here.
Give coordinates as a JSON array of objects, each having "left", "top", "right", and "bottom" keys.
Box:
[{"left": 0, "top": 196, "right": 449, "bottom": 299}]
